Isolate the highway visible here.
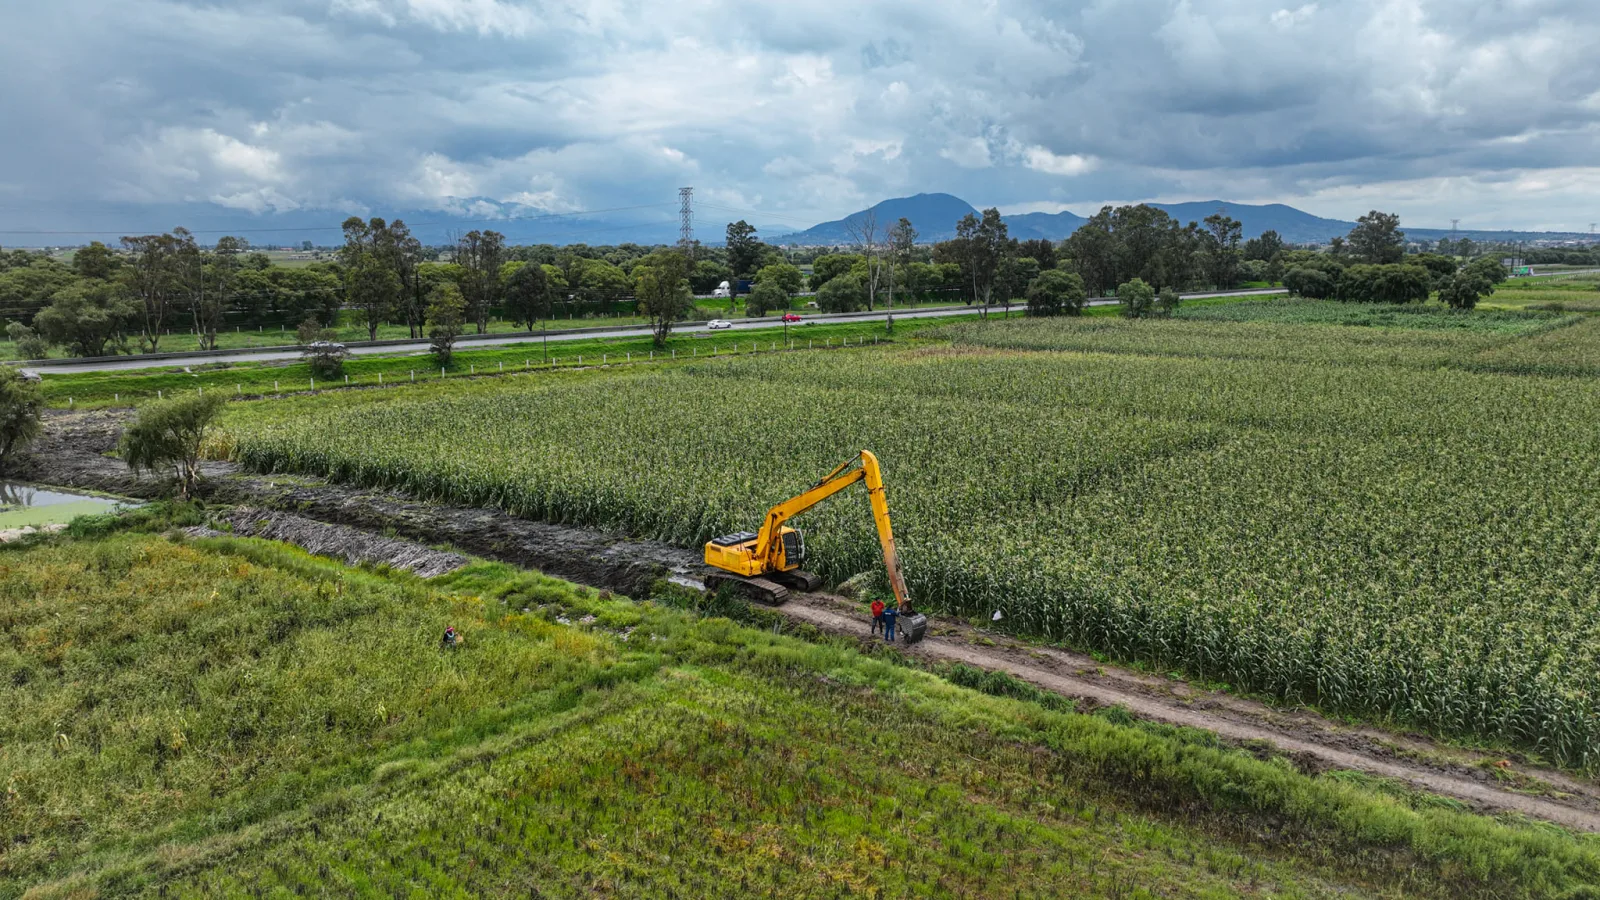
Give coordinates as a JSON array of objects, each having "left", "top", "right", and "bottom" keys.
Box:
[{"left": 28, "top": 288, "right": 1295, "bottom": 374}]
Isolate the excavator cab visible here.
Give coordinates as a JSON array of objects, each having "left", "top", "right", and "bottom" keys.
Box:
[
  {"left": 701, "top": 450, "right": 912, "bottom": 612},
  {"left": 705, "top": 527, "right": 803, "bottom": 572}
]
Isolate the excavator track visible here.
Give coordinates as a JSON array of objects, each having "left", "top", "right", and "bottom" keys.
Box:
[
  {"left": 703, "top": 573, "right": 790, "bottom": 605},
  {"left": 768, "top": 569, "right": 824, "bottom": 592}
]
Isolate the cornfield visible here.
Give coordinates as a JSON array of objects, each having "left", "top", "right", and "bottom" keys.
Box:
[{"left": 228, "top": 321, "right": 1600, "bottom": 767}]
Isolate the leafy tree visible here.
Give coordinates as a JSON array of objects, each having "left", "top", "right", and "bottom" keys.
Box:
[
  {"left": 72, "top": 241, "right": 121, "bottom": 280},
  {"left": 633, "top": 251, "right": 693, "bottom": 347},
  {"left": 118, "top": 391, "right": 226, "bottom": 499},
  {"left": 6, "top": 321, "right": 48, "bottom": 360},
  {"left": 755, "top": 263, "right": 803, "bottom": 296},
  {"left": 1201, "top": 213, "right": 1243, "bottom": 290},
  {"left": 1242, "top": 230, "right": 1285, "bottom": 262},
  {"left": 886, "top": 217, "right": 919, "bottom": 306},
  {"left": 186, "top": 234, "right": 240, "bottom": 350},
  {"left": 1116, "top": 278, "right": 1157, "bottom": 318},
  {"left": 1412, "top": 253, "right": 1460, "bottom": 287},
  {"left": 347, "top": 253, "right": 401, "bottom": 341},
  {"left": 689, "top": 259, "right": 732, "bottom": 294},
  {"left": 0, "top": 367, "right": 44, "bottom": 471},
  {"left": 1024, "top": 269, "right": 1086, "bottom": 317},
  {"left": 387, "top": 221, "right": 424, "bottom": 338},
  {"left": 121, "top": 231, "right": 188, "bottom": 351},
  {"left": 994, "top": 256, "right": 1040, "bottom": 318},
  {"left": 725, "top": 220, "right": 763, "bottom": 278},
  {"left": 1440, "top": 271, "right": 1494, "bottom": 310},
  {"left": 809, "top": 254, "right": 861, "bottom": 291},
  {"left": 1156, "top": 286, "right": 1182, "bottom": 317},
  {"left": 1335, "top": 264, "right": 1431, "bottom": 304},
  {"left": 955, "top": 208, "right": 1008, "bottom": 318},
  {"left": 570, "top": 258, "right": 630, "bottom": 311},
  {"left": 1265, "top": 252, "right": 1286, "bottom": 286},
  {"left": 745, "top": 280, "right": 789, "bottom": 317},
  {"left": 33, "top": 280, "right": 139, "bottom": 357},
  {"left": 1063, "top": 208, "right": 1117, "bottom": 298},
  {"left": 455, "top": 229, "right": 506, "bottom": 334},
  {"left": 1284, "top": 267, "right": 1337, "bottom": 299},
  {"left": 0, "top": 256, "right": 75, "bottom": 323},
  {"left": 815, "top": 272, "right": 867, "bottom": 313},
  {"left": 426, "top": 283, "right": 467, "bottom": 364},
  {"left": 1347, "top": 211, "right": 1405, "bottom": 264},
  {"left": 503, "top": 260, "right": 554, "bottom": 330},
  {"left": 1466, "top": 255, "right": 1508, "bottom": 287},
  {"left": 1017, "top": 238, "right": 1057, "bottom": 270}
]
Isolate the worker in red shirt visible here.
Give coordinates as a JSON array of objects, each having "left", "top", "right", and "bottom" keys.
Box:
[{"left": 870, "top": 598, "right": 885, "bottom": 636}]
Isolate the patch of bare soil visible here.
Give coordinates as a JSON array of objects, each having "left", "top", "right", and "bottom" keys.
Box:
[
  {"left": 18, "top": 408, "right": 1600, "bottom": 831},
  {"left": 192, "top": 507, "right": 468, "bottom": 577}
]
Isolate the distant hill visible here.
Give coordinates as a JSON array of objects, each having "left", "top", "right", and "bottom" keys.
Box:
[
  {"left": 774, "top": 195, "right": 1359, "bottom": 246},
  {"left": 776, "top": 193, "right": 979, "bottom": 244},
  {"left": 1148, "top": 201, "right": 1356, "bottom": 244},
  {"left": 1002, "top": 210, "right": 1089, "bottom": 241}
]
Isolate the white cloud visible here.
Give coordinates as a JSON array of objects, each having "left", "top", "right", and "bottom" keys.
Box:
[
  {"left": 1022, "top": 146, "right": 1097, "bottom": 177},
  {"left": 4, "top": 0, "right": 1600, "bottom": 234},
  {"left": 940, "top": 137, "right": 993, "bottom": 169}
]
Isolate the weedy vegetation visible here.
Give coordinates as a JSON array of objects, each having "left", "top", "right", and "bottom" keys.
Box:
[{"left": 5, "top": 527, "right": 1600, "bottom": 897}]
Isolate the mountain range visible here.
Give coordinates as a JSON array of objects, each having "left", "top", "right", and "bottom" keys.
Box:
[
  {"left": 773, "top": 193, "right": 1377, "bottom": 246},
  {"left": 7, "top": 195, "right": 1591, "bottom": 250}
]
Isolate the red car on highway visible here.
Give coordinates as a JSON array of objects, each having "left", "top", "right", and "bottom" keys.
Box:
[{"left": 782, "top": 313, "right": 802, "bottom": 322}]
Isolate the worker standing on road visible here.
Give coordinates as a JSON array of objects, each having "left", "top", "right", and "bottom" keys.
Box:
[
  {"left": 883, "top": 602, "right": 898, "bottom": 643},
  {"left": 871, "top": 598, "right": 885, "bottom": 635}
]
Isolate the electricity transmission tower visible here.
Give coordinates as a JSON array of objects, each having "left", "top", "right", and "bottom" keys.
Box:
[{"left": 678, "top": 187, "right": 694, "bottom": 257}]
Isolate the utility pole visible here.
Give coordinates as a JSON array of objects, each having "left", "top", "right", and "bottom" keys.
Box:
[{"left": 678, "top": 187, "right": 694, "bottom": 258}]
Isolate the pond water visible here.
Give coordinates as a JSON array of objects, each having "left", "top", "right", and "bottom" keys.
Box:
[{"left": 0, "top": 482, "right": 129, "bottom": 529}]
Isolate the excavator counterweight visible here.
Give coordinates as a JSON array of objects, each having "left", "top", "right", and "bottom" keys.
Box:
[{"left": 703, "top": 450, "right": 913, "bottom": 617}]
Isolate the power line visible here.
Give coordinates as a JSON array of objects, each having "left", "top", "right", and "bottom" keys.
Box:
[
  {"left": 0, "top": 203, "right": 676, "bottom": 238},
  {"left": 696, "top": 202, "right": 816, "bottom": 228}
]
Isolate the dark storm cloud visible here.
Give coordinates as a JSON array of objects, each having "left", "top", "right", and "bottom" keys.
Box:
[{"left": 1, "top": 0, "right": 1597, "bottom": 234}]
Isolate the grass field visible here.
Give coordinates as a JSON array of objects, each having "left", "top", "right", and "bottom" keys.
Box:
[
  {"left": 32, "top": 316, "right": 944, "bottom": 408},
  {"left": 219, "top": 306, "right": 1600, "bottom": 768},
  {"left": 5, "top": 524, "right": 1599, "bottom": 897}
]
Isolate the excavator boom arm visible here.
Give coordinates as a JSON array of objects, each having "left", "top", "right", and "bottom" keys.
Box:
[{"left": 752, "top": 450, "right": 912, "bottom": 609}]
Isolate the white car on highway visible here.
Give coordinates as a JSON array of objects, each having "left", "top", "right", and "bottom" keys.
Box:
[{"left": 707, "top": 319, "right": 733, "bottom": 330}]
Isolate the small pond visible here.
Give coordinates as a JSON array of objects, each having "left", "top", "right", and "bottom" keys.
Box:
[{"left": 0, "top": 482, "right": 131, "bottom": 529}]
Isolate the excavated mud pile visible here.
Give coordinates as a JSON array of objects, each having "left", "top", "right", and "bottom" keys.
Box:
[{"left": 192, "top": 507, "right": 468, "bottom": 577}]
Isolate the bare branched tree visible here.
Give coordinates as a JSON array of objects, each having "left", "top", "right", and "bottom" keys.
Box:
[{"left": 845, "top": 210, "right": 884, "bottom": 312}]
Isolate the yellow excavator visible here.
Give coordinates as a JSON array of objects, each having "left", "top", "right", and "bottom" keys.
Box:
[{"left": 703, "top": 450, "right": 913, "bottom": 613}]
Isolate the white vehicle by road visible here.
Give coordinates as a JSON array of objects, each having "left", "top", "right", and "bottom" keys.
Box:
[{"left": 707, "top": 319, "right": 733, "bottom": 330}]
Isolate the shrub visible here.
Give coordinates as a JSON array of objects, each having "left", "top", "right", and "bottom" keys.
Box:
[
  {"left": 1156, "top": 286, "right": 1181, "bottom": 317},
  {"left": 426, "top": 283, "right": 467, "bottom": 365},
  {"left": 296, "top": 316, "right": 348, "bottom": 378},
  {"left": 745, "top": 280, "right": 790, "bottom": 317},
  {"left": 1024, "top": 269, "right": 1087, "bottom": 317},
  {"left": 119, "top": 392, "right": 226, "bottom": 498},
  {"left": 815, "top": 273, "right": 867, "bottom": 313},
  {"left": 1283, "top": 267, "right": 1336, "bottom": 300},
  {"left": 7, "top": 321, "right": 49, "bottom": 360},
  {"left": 0, "top": 366, "right": 44, "bottom": 470},
  {"left": 1116, "top": 278, "right": 1156, "bottom": 318}
]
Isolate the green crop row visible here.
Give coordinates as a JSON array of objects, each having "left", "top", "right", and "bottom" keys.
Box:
[{"left": 223, "top": 315, "right": 1600, "bottom": 768}]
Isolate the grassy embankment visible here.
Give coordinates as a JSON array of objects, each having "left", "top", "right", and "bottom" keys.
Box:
[
  {"left": 5, "top": 518, "right": 1600, "bottom": 897},
  {"left": 31, "top": 315, "right": 959, "bottom": 408}
]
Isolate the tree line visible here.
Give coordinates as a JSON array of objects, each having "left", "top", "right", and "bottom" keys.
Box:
[{"left": 0, "top": 205, "right": 1560, "bottom": 360}]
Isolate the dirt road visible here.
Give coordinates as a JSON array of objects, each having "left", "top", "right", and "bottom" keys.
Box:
[{"left": 19, "top": 408, "right": 1600, "bottom": 831}]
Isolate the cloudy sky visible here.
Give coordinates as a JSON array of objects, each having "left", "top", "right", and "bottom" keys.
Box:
[{"left": 3, "top": 0, "right": 1599, "bottom": 240}]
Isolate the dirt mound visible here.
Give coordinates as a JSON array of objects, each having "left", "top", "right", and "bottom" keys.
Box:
[{"left": 199, "top": 507, "right": 468, "bottom": 577}]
